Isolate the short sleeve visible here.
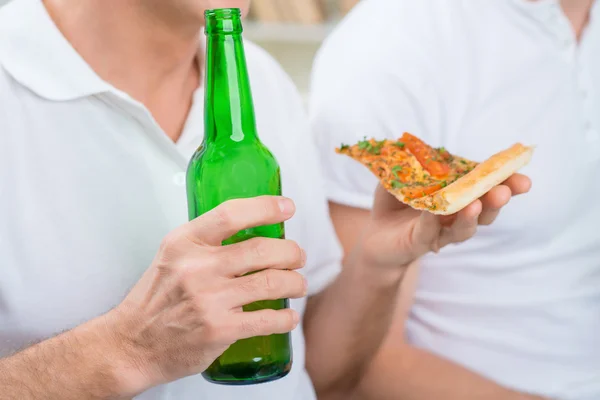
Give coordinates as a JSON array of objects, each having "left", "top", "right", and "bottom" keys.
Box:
[{"left": 308, "top": 0, "right": 443, "bottom": 210}]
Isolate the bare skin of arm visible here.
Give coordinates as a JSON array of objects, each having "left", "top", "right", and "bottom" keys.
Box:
[
  {"left": 329, "top": 202, "right": 546, "bottom": 400},
  {"left": 0, "top": 317, "right": 135, "bottom": 400},
  {"left": 0, "top": 197, "right": 307, "bottom": 399}
]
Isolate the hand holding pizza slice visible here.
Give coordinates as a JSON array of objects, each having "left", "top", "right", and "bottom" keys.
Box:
[{"left": 335, "top": 132, "right": 533, "bottom": 268}]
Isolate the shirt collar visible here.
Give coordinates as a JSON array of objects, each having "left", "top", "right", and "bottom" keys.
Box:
[{"left": 0, "top": 0, "right": 112, "bottom": 101}]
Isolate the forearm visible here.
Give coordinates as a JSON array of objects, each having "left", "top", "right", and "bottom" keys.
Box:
[
  {"left": 356, "top": 342, "right": 546, "bottom": 400},
  {"left": 0, "top": 315, "right": 143, "bottom": 400},
  {"left": 303, "top": 247, "right": 405, "bottom": 399}
]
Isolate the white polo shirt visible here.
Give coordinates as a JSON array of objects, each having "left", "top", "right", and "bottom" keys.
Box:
[
  {"left": 310, "top": 0, "right": 600, "bottom": 399},
  {"left": 0, "top": 0, "right": 342, "bottom": 399}
]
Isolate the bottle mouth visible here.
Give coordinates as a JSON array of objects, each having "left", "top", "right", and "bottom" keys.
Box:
[
  {"left": 205, "top": 8, "right": 241, "bottom": 19},
  {"left": 205, "top": 8, "right": 243, "bottom": 34}
]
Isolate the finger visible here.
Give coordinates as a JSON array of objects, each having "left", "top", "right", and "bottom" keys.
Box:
[
  {"left": 478, "top": 209, "right": 500, "bottom": 226},
  {"left": 185, "top": 196, "right": 295, "bottom": 245},
  {"left": 480, "top": 185, "right": 511, "bottom": 210},
  {"left": 502, "top": 173, "right": 532, "bottom": 196},
  {"left": 232, "top": 308, "right": 300, "bottom": 340},
  {"left": 222, "top": 237, "right": 305, "bottom": 277},
  {"left": 221, "top": 269, "right": 307, "bottom": 309},
  {"left": 478, "top": 185, "right": 510, "bottom": 225},
  {"left": 439, "top": 200, "right": 482, "bottom": 248},
  {"left": 439, "top": 214, "right": 457, "bottom": 228}
]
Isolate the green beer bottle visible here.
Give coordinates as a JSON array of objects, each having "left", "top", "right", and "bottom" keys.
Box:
[{"left": 185, "top": 8, "right": 292, "bottom": 385}]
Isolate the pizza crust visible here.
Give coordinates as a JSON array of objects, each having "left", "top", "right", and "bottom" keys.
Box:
[{"left": 404, "top": 143, "right": 534, "bottom": 215}]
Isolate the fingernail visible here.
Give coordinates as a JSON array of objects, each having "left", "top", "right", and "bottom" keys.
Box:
[
  {"left": 278, "top": 197, "right": 295, "bottom": 216},
  {"left": 292, "top": 311, "right": 300, "bottom": 325}
]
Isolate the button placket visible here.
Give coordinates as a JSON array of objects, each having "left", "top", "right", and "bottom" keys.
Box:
[
  {"left": 545, "top": 2, "right": 578, "bottom": 60},
  {"left": 576, "top": 59, "right": 597, "bottom": 146}
]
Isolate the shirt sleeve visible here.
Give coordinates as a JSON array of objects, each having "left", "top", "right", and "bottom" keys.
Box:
[{"left": 308, "top": 1, "right": 443, "bottom": 210}]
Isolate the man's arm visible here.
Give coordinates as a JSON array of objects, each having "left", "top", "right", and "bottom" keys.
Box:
[
  {"left": 303, "top": 235, "right": 406, "bottom": 399},
  {"left": 0, "top": 197, "right": 306, "bottom": 399},
  {"left": 325, "top": 202, "right": 545, "bottom": 400},
  {"left": 0, "top": 316, "right": 140, "bottom": 400}
]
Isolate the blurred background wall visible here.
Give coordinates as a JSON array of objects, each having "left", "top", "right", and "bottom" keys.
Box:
[
  {"left": 0, "top": 0, "right": 361, "bottom": 102},
  {"left": 244, "top": 0, "right": 360, "bottom": 102}
]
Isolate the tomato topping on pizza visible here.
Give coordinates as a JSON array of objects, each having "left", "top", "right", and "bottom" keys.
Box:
[
  {"left": 400, "top": 132, "right": 451, "bottom": 178},
  {"left": 337, "top": 134, "right": 477, "bottom": 201}
]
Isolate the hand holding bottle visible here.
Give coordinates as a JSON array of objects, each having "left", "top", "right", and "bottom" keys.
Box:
[
  {"left": 102, "top": 196, "right": 306, "bottom": 396},
  {"left": 184, "top": 8, "right": 295, "bottom": 385}
]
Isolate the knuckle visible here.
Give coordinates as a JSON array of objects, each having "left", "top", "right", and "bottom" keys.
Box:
[
  {"left": 237, "top": 271, "right": 269, "bottom": 296},
  {"left": 199, "top": 246, "right": 224, "bottom": 271},
  {"left": 249, "top": 238, "right": 267, "bottom": 260},
  {"left": 155, "top": 260, "right": 176, "bottom": 278},
  {"left": 261, "top": 270, "right": 278, "bottom": 294},
  {"left": 155, "top": 232, "right": 189, "bottom": 272},
  {"left": 240, "top": 317, "right": 263, "bottom": 337},
  {"left": 237, "top": 273, "right": 259, "bottom": 295},
  {"left": 159, "top": 230, "right": 185, "bottom": 256},
  {"left": 178, "top": 264, "right": 201, "bottom": 291},
  {"left": 243, "top": 270, "right": 279, "bottom": 297},
  {"left": 261, "top": 197, "right": 279, "bottom": 220},
  {"left": 258, "top": 312, "right": 274, "bottom": 330},
  {"left": 212, "top": 205, "right": 234, "bottom": 230}
]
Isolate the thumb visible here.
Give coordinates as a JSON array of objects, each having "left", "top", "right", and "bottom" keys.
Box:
[{"left": 372, "top": 184, "right": 410, "bottom": 217}]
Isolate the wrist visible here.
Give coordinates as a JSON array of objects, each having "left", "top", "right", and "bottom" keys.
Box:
[
  {"left": 351, "top": 221, "right": 417, "bottom": 277},
  {"left": 347, "top": 239, "right": 407, "bottom": 288},
  {"left": 83, "top": 310, "right": 156, "bottom": 398}
]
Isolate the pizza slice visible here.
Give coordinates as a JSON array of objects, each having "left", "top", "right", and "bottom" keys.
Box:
[{"left": 336, "top": 132, "right": 534, "bottom": 215}]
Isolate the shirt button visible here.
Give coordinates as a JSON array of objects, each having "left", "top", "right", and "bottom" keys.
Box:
[{"left": 172, "top": 172, "right": 186, "bottom": 186}]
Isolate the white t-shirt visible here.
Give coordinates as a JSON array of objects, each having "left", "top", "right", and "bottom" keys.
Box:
[
  {"left": 0, "top": 0, "right": 342, "bottom": 399},
  {"left": 310, "top": 0, "right": 600, "bottom": 399}
]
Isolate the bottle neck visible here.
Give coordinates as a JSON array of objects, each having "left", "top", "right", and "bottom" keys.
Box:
[{"left": 204, "top": 9, "right": 258, "bottom": 144}]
